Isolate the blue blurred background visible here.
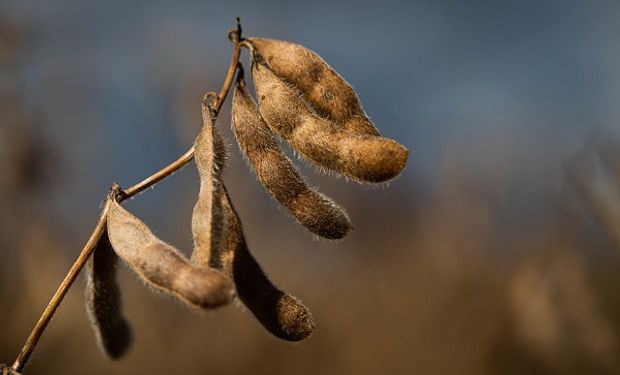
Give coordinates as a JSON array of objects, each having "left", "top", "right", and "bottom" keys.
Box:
[{"left": 2, "top": 1, "right": 620, "bottom": 374}]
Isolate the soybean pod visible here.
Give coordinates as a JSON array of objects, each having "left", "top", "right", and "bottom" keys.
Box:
[
  {"left": 251, "top": 55, "right": 408, "bottom": 183},
  {"left": 85, "top": 228, "right": 132, "bottom": 359},
  {"left": 106, "top": 199, "right": 234, "bottom": 310},
  {"left": 232, "top": 66, "right": 351, "bottom": 239},
  {"left": 245, "top": 37, "right": 379, "bottom": 135}
]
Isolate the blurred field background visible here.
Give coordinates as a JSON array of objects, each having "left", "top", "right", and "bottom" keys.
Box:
[{"left": 2, "top": 1, "right": 620, "bottom": 374}]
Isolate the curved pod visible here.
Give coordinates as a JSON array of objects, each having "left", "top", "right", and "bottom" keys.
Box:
[
  {"left": 107, "top": 200, "right": 234, "bottom": 310},
  {"left": 85, "top": 229, "right": 132, "bottom": 359},
  {"left": 216, "top": 186, "right": 315, "bottom": 341},
  {"left": 246, "top": 38, "right": 379, "bottom": 136},
  {"left": 251, "top": 58, "right": 408, "bottom": 183},
  {"left": 232, "top": 71, "right": 351, "bottom": 239}
]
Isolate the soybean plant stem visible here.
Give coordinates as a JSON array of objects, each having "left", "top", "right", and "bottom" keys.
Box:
[
  {"left": 10, "top": 19, "right": 243, "bottom": 373},
  {"left": 122, "top": 18, "right": 243, "bottom": 198}
]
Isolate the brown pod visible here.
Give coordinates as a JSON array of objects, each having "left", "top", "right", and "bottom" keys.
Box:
[
  {"left": 251, "top": 56, "right": 408, "bottom": 183},
  {"left": 232, "top": 69, "right": 351, "bottom": 239},
  {"left": 245, "top": 38, "right": 380, "bottom": 136},
  {"left": 106, "top": 200, "right": 234, "bottom": 309},
  {"left": 85, "top": 228, "right": 132, "bottom": 359},
  {"left": 191, "top": 99, "right": 227, "bottom": 266},
  {"left": 216, "top": 185, "right": 315, "bottom": 341}
]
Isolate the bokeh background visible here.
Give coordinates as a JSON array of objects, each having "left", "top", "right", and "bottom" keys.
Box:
[{"left": 2, "top": 1, "right": 620, "bottom": 374}]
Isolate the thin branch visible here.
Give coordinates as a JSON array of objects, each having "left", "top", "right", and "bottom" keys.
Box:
[
  {"left": 10, "top": 202, "right": 110, "bottom": 373},
  {"left": 123, "top": 19, "right": 243, "bottom": 199},
  {"left": 10, "top": 20, "right": 244, "bottom": 373}
]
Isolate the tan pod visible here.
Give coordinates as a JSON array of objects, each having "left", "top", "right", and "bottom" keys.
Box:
[
  {"left": 191, "top": 100, "right": 227, "bottom": 266},
  {"left": 246, "top": 37, "right": 380, "bottom": 136},
  {"left": 85, "top": 229, "right": 132, "bottom": 359},
  {"left": 251, "top": 57, "right": 408, "bottom": 183},
  {"left": 217, "top": 186, "right": 315, "bottom": 341},
  {"left": 107, "top": 200, "right": 234, "bottom": 310},
  {"left": 232, "top": 70, "right": 351, "bottom": 239}
]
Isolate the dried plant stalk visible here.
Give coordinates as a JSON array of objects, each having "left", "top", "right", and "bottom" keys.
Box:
[
  {"left": 0, "top": 364, "right": 21, "bottom": 375},
  {"left": 85, "top": 229, "right": 132, "bottom": 359},
  {"left": 251, "top": 55, "right": 408, "bottom": 183},
  {"left": 217, "top": 186, "right": 315, "bottom": 341},
  {"left": 192, "top": 99, "right": 227, "bottom": 266},
  {"left": 106, "top": 199, "right": 234, "bottom": 309},
  {"left": 245, "top": 38, "right": 379, "bottom": 136},
  {"left": 232, "top": 67, "right": 351, "bottom": 239}
]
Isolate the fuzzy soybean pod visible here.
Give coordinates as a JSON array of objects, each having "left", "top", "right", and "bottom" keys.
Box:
[
  {"left": 245, "top": 37, "right": 380, "bottom": 136},
  {"left": 216, "top": 185, "right": 315, "bottom": 341},
  {"left": 191, "top": 99, "right": 227, "bottom": 267},
  {"left": 232, "top": 70, "right": 352, "bottom": 239},
  {"left": 106, "top": 199, "right": 235, "bottom": 310},
  {"left": 85, "top": 228, "right": 132, "bottom": 359},
  {"left": 251, "top": 56, "right": 409, "bottom": 183}
]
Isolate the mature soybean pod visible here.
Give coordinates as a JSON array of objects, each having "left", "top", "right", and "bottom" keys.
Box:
[
  {"left": 107, "top": 200, "right": 234, "bottom": 309},
  {"left": 85, "top": 229, "right": 132, "bottom": 359},
  {"left": 191, "top": 100, "right": 227, "bottom": 267},
  {"left": 251, "top": 57, "right": 408, "bottom": 183},
  {"left": 216, "top": 185, "right": 315, "bottom": 341},
  {"left": 232, "top": 70, "right": 351, "bottom": 239},
  {"left": 246, "top": 37, "right": 379, "bottom": 136}
]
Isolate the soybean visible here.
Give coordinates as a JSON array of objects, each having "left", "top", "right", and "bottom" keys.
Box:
[
  {"left": 191, "top": 99, "right": 227, "bottom": 266},
  {"left": 107, "top": 200, "right": 235, "bottom": 310},
  {"left": 251, "top": 57, "right": 408, "bottom": 183},
  {"left": 246, "top": 38, "right": 380, "bottom": 136},
  {"left": 232, "top": 68, "right": 351, "bottom": 239},
  {"left": 217, "top": 186, "right": 315, "bottom": 341},
  {"left": 85, "top": 229, "right": 132, "bottom": 359}
]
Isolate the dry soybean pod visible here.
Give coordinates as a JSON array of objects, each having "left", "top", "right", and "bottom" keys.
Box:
[
  {"left": 232, "top": 66, "right": 352, "bottom": 239},
  {"left": 217, "top": 185, "right": 315, "bottom": 341},
  {"left": 251, "top": 54, "right": 409, "bottom": 183},
  {"left": 106, "top": 198, "right": 234, "bottom": 310},
  {"left": 245, "top": 37, "right": 380, "bottom": 136},
  {"left": 85, "top": 228, "right": 132, "bottom": 359},
  {"left": 191, "top": 96, "right": 227, "bottom": 266}
]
